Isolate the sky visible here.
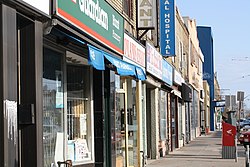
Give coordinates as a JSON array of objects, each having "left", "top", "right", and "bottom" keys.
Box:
[{"left": 176, "top": 0, "right": 250, "bottom": 106}]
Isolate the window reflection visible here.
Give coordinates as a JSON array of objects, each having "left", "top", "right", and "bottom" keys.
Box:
[
  {"left": 43, "top": 49, "right": 93, "bottom": 166},
  {"left": 43, "top": 48, "right": 64, "bottom": 167},
  {"left": 128, "top": 80, "right": 138, "bottom": 167},
  {"left": 66, "top": 65, "right": 92, "bottom": 162}
]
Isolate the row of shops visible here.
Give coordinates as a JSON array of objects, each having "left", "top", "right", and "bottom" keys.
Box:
[{"left": 0, "top": 1, "right": 211, "bottom": 167}]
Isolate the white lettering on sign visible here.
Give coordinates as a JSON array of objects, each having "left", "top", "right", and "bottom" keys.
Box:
[
  {"left": 112, "top": 14, "right": 122, "bottom": 43},
  {"left": 112, "top": 30, "right": 121, "bottom": 43},
  {"left": 146, "top": 42, "right": 162, "bottom": 79},
  {"left": 112, "top": 15, "right": 120, "bottom": 30},
  {"left": 79, "top": 0, "right": 108, "bottom": 30},
  {"left": 164, "top": 1, "right": 171, "bottom": 55},
  {"left": 90, "top": 50, "right": 96, "bottom": 60}
]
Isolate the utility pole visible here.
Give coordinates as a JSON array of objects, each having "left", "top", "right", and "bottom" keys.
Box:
[{"left": 237, "top": 91, "right": 245, "bottom": 131}]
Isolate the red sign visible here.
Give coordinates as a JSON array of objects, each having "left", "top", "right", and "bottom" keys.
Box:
[{"left": 222, "top": 122, "right": 236, "bottom": 146}]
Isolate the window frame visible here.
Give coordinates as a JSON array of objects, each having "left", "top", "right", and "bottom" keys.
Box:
[
  {"left": 65, "top": 51, "right": 95, "bottom": 165},
  {"left": 123, "top": 0, "right": 133, "bottom": 19},
  {"left": 42, "top": 44, "right": 95, "bottom": 166}
]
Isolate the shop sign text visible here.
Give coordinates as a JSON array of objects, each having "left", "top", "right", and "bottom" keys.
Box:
[
  {"left": 159, "top": 0, "right": 175, "bottom": 56},
  {"left": 137, "top": 0, "right": 156, "bottom": 28},
  {"left": 56, "top": 0, "right": 124, "bottom": 55},
  {"left": 146, "top": 42, "right": 162, "bottom": 79},
  {"left": 124, "top": 33, "right": 145, "bottom": 67}
]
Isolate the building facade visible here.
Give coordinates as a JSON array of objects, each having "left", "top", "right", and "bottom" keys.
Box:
[
  {"left": 0, "top": 1, "right": 218, "bottom": 167},
  {"left": 197, "top": 26, "right": 215, "bottom": 131}
]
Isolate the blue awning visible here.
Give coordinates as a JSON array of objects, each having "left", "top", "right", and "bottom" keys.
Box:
[
  {"left": 135, "top": 67, "right": 146, "bottom": 81},
  {"left": 87, "top": 44, "right": 105, "bottom": 70},
  {"left": 103, "top": 53, "right": 137, "bottom": 77},
  {"left": 65, "top": 38, "right": 146, "bottom": 80}
]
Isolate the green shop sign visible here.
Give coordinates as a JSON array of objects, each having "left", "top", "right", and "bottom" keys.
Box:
[{"left": 56, "top": 0, "right": 124, "bottom": 55}]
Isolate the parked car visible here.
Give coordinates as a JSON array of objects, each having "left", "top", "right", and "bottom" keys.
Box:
[
  {"left": 239, "top": 119, "right": 250, "bottom": 128},
  {"left": 238, "top": 128, "right": 250, "bottom": 146},
  {"left": 241, "top": 125, "right": 250, "bottom": 132}
]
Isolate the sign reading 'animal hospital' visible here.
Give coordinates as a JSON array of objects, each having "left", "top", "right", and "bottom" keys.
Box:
[
  {"left": 56, "top": 0, "right": 124, "bottom": 55},
  {"left": 159, "top": 0, "right": 175, "bottom": 56}
]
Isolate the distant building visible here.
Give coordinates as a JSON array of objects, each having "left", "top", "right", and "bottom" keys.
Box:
[{"left": 197, "top": 26, "right": 215, "bottom": 131}]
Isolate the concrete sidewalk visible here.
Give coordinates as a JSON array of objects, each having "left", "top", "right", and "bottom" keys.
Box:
[{"left": 146, "top": 131, "right": 246, "bottom": 167}]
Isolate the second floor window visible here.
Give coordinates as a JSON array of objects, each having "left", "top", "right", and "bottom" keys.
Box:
[{"left": 123, "top": 0, "right": 133, "bottom": 19}]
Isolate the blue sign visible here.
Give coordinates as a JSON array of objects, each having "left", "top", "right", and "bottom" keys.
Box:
[
  {"left": 88, "top": 45, "right": 105, "bottom": 70},
  {"left": 159, "top": 0, "right": 175, "bottom": 56},
  {"left": 104, "top": 53, "right": 136, "bottom": 77},
  {"left": 162, "top": 60, "right": 173, "bottom": 85},
  {"left": 87, "top": 44, "right": 146, "bottom": 80},
  {"left": 135, "top": 67, "right": 146, "bottom": 81}
]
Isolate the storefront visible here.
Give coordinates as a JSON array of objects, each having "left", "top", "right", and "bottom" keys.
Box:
[
  {"left": 191, "top": 89, "right": 199, "bottom": 139},
  {"left": 181, "top": 83, "right": 192, "bottom": 143},
  {"left": 145, "top": 41, "right": 173, "bottom": 159},
  {"left": 170, "top": 89, "right": 180, "bottom": 150},
  {"left": 200, "top": 90, "right": 205, "bottom": 134},
  {"left": 42, "top": 39, "right": 98, "bottom": 167},
  {"left": 122, "top": 33, "right": 147, "bottom": 167},
  {"left": 109, "top": 74, "right": 142, "bottom": 167},
  {"left": 0, "top": 1, "right": 50, "bottom": 166},
  {"left": 0, "top": 1, "right": 146, "bottom": 167},
  {"left": 172, "top": 69, "right": 185, "bottom": 148},
  {"left": 43, "top": 32, "right": 146, "bottom": 167},
  {"left": 159, "top": 60, "right": 173, "bottom": 155}
]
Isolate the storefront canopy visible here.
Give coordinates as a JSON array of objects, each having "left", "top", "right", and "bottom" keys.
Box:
[
  {"left": 103, "top": 53, "right": 136, "bottom": 76},
  {"left": 87, "top": 44, "right": 146, "bottom": 80},
  {"left": 135, "top": 67, "right": 146, "bottom": 81},
  {"left": 55, "top": 29, "right": 146, "bottom": 81},
  {"left": 88, "top": 45, "right": 105, "bottom": 70}
]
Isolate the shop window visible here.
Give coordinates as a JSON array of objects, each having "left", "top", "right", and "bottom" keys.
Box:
[
  {"left": 66, "top": 53, "right": 93, "bottom": 164},
  {"left": 123, "top": 0, "right": 133, "bottom": 19},
  {"left": 178, "top": 101, "right": 183, "bottom": 140},
  {"left": 43, "top": 49, "right": 94, "bottom": 166},
  {"left": 127, "top": 79, "right": 138, "bottom": 166},
  {"left": 159, "top": 91, "right": 167, "bottom": 140},
  {"left": 43, "top": 48, "right": 64, "bottom": 167}
]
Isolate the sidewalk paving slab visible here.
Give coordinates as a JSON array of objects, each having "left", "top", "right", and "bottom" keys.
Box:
[{"left": 146, "top": 131, "right": 246, "bottom": 167}]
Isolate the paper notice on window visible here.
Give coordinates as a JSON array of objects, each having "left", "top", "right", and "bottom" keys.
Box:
[
  {"left": 56, "top": 92, "right": 64, "bottom": 109},
  {"left": 80, "top": 114, "right": 87, "bottom": 136},
  {"left": 75, "top": 139, "right": 90, "bottom": 161}
]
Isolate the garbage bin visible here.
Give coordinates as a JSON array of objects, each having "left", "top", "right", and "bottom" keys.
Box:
[{"left": 222, "top": 122, "right": 237, "bottom": 159}]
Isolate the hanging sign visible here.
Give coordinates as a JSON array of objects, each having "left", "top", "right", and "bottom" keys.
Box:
[{"left": 159, "top": 0, "right": 176, "bottom": 56}]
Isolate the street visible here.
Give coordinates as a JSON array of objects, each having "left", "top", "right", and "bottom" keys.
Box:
[{"left": 147, "top": 131, "right": 246, "bottom": 167}]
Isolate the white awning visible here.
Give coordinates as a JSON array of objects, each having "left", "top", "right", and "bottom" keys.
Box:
[{"left": 171, "top": 89, "right": 182, "bottom": 99}]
